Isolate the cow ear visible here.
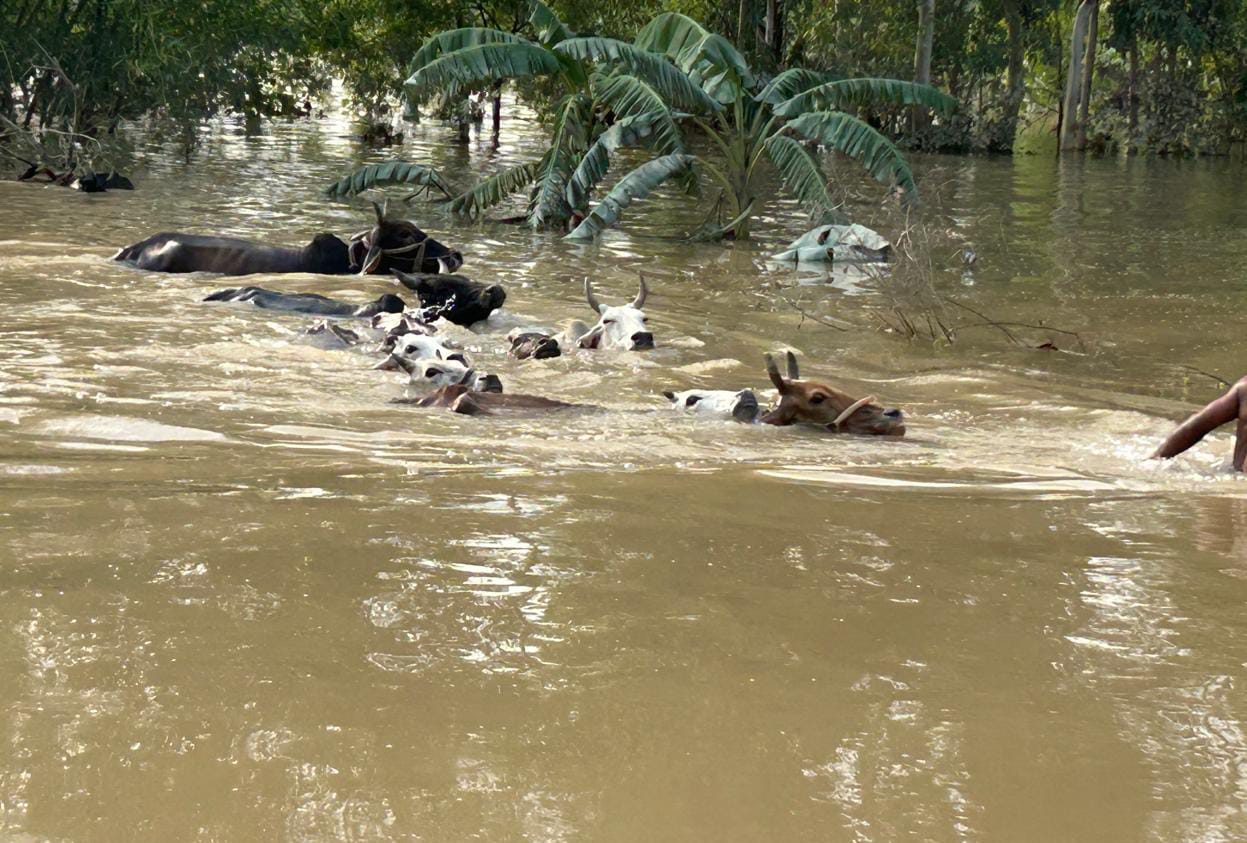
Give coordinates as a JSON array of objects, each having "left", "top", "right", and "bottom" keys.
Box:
[
  {"left": 785, "top": 351, "right": 800, "bottom": 380},
  {"left": 577, "top": 325, "right": 603, "bottom": 349},
  {"left": 765, "top": 354, "right": 788, "bottom": 394},
  {"left": 662, "top": 391, "right": 676, "bottom": 402}
]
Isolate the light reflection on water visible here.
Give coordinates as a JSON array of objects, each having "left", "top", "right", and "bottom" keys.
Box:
[{"left": 4, "top": 104, "right": 1247, "bottom": 839}]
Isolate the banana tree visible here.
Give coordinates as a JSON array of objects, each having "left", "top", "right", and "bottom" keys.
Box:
[
  {"left": 324, "top": 1, "right": 716, "bottom": 234},
  {"left": 613, "top": 12, "right": 959, "bottom": 240},
  {"left": 325, "top": 7, "right": 957, "bottom": 243}
]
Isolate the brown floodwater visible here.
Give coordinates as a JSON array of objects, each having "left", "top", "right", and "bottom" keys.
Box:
[{"left": 4, "top": 105, "right": 1247, "bottom": 841}]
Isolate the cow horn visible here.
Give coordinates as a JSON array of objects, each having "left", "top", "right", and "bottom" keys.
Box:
[
  {"left": 765, "top": 353, "right": 788, "bottom": 394},
  {"left": 785, "top": 350, "right": 800, "bottom": 380},
  {"left": 632, "top": 273, "right": 648, "bottom": 309},
  {"left": 359, "top": 242, "right": 383, "bottom": 275},
  {"left": 584, "top": 277, "right": 604, "bottom": 313},
  {"left": 371, "top": 199, "right": 386, "bottom": 225}
]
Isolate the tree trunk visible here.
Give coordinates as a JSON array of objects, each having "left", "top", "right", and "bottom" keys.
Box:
[
  {"left": 1127, "top": 39, "right": 1139, "bottom": 147},
  {"left": 737, "top": 0, "right": 748, "bottom": 50},
  {"left": 764, "top": 0, "right": 781, "bottom": 61},
  {"left": 491, "top": 89, "right": 502, "bottom": 142},
  {"left": 999, "top": 1, "right": 1026, "bottom": 152},
  {"left": 912, "top": 0, "right": 935, "bottom": 134},
  {"left": 1060, "top": 0, "right": 1093, "bottom": 151},
  {"left": 1075, "top": 0, "right": 1098, "bottom": 150}
]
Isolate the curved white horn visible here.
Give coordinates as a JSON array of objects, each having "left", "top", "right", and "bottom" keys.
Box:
[
  {"left": 632, "top": 273, "right": 648, "bottom": 309},
  {"left": 584, "top": 277, "right": 604, "bottom": 313}
]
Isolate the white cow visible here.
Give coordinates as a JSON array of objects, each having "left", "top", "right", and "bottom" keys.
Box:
[
  {"left": 578, "top": 276, "right": 653, "bottom": 351},
  {"left": 662, "top": 389, "right": 760, "bottom": 423}
]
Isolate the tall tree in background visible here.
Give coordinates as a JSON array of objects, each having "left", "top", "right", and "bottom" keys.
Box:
[{"left": 913, "top": 0, "right": 936, "bottom": 132}]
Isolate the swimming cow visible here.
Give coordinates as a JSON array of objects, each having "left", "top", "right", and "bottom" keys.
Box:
[
  {"left": 663, "top": 389, "right": 760, "bottom": 423},
  {"left": 203, "top": 286, "right": 406, "bottom": 317},
  {"left": 392, "top": 270, "right": 507, "bottom": 327},
  {"left": 113, "top": 202, "right": 462, "bottom": 277},
  {"left": 507, "top": 276, "right": 654, "bottom": 359},
  {"left": 399, "top": 384, "right": 581, "bottom": 416},
  {"left": 761, "top": 352, "right": 906, "bottom": 436}
]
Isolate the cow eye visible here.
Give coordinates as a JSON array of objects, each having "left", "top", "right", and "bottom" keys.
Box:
[
  {"left": 685, "top": 395, "right": 701, "bottom": 406},
  {"left": 603, "top": 319, "right": 616, "bottom": 325},
  {"left": 425, "top": 368, "right": 439, "bottom": 378},
  {"left": 810, "top": 394, "right": 826, "bottom": 404}
]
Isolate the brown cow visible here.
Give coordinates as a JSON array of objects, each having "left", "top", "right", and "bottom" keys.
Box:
[
  {"left": 395, "top": 384, "right": 581, "bottom": 416},
  {"left": 760, "top": 351, "right": 906, "bottom": 436}
]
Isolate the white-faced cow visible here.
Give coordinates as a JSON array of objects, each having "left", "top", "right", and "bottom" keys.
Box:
[
  {"left": 662, "top": 389, "right": 760, "bottom": 423},
  {"left": 579, "top": 276, "right": 653, "bottom": 351}
]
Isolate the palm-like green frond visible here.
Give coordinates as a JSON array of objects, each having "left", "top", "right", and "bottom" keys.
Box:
[
  {"left": 756, "top": 68, "right": 835, "bottom": 105},
  {"left": 324, "top": 161, "right": 455, "bottom": 199},
  {"left": 566, "top": 112, "right": 673, "bottom": 212},
  {"left": 529, "top": 93, "right": 592, "bottom": 228},
  {"left": 775, "top": 78, "right": 957, "bottom": 118},
  {"left": 554, "top": 38, "right": 719, "bottom": 114},
  {"left": 409, "top": 28, "right": 529, "bottom": 74},
  {"left": 450, "top": 162, "right": 537, "bottom": 217},
  {"left": 633, "top": 13, "right": 753, "bottom": 103},
  {"left": 591, "top": 73, "right": 685, "bottom": 154},
  {"left": 785, "top": 112, "right": 917, "bottom": 200},
  {"left": 529, "top": 0, "right": 574, "bottom": 47},
  {"left": 404, "top": 43, "right": 562, "bottom": 98},
  {"left": 763, "top": 134, "right": 844, "bottom": 223},
  {"left": 565, "top": 153, "right": 695, "bottom": 241},
  {"left": 633, "top": 12, "right": 712, "bottom": 63}
]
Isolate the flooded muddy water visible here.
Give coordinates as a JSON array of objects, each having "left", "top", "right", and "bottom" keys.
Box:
[{"left": 5, "top": 107, "right": 1247, "bottom": 840}]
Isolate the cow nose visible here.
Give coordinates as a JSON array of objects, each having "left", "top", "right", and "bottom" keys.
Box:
[
  {"left": 884, "top": 408, "right": 903, "bottom": 419},
  {"left": 631, "top": 331, "right": 654, "bottom": 349}
]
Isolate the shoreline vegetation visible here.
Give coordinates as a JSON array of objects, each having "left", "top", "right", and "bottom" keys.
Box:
[{"left": 3, "top": 0, "right": 1245, "bottom": 182}]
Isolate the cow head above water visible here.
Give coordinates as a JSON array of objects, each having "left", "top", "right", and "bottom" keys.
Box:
[
  {"left": 578, "top": 276, "right": 653, "bottom": 351},
  {"left": 349, "top": 200, "right": 465, "bottom": 276},
  {"left": 761, "top": 351, "right": 905, "bottom": 436},
  {"left": 374, "top": 353, "right": 501, "bottom": 393},
  {"left": 663, "top": 389, "right": 759, "bottom": 423},
  {"left": 373, "top": 333, "right": 467, "bottom": 367}
]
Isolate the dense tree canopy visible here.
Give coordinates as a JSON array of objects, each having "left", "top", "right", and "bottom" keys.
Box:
[{"left": 4, "top": 0, "right": 1247, "bottom": 174}]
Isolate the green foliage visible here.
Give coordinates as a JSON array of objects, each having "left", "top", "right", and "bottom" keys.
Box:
[
  {"left": 785, "top": 111, "right": 917, "bottom": 199},
  {"left": 529, "top": 93, "right": 594, "bottom": 227},
  {"left": 762, "top": 134, "right": 843, "bottom": 223},
  {"left": 324, "top": 162, "right": 455, "bottom": 199},
  {"left": 450, "top": 162, "right": 538, "bottom": 216},
  {"left": 774, "top": 78, "right": 958, "bottom": 119},
  {"left": 565, "top": 153, "right": 696, "bottom": 240},
  {"left": 406, "top": 43, "right": 564, "bottom": 98}
]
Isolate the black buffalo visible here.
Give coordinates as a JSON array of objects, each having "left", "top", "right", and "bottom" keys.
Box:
[
  {"left": 114, "top": 203, "right": 463, "bottom": 277},
  {"left": 204, "top": 286, "right": 406, "bottom": 318},
  {"left": 394, "top": 270, "right": 506, "bottom": 327},
  {"left": 116, "top": 233, "right": 353, "bottom": 275}
]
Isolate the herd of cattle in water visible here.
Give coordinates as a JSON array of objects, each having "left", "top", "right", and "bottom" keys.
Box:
[
  {"left": 107, "top": 201, "right": 1247, "bottom": 466},
  {"left": 111, "top": 203, "right": 908, "bottom": 435}
]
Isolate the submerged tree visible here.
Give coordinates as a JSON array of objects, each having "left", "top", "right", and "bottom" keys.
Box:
[{"left": 326, "top": 5, "right": 956, "bottom": 241}]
